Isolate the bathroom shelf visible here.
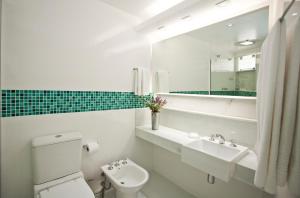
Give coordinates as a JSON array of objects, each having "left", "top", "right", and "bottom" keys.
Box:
[
  {"left": 162, "top": 107, "right": 257, "bottom": 123},
  {"left": 136, "top": 125, "right": 192, "bottom": 155},
  {"left": 136, "top": 125, "right": 257, "bottom": 185},
  {"left": 136, "top": 125, "right": 257, "bottom": 171},
  {"left": 157, "top": 93, "right": 256, "bottom": 100}
]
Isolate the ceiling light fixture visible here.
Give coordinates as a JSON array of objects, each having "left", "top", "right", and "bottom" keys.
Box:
[
  {"left": 216, "top": 0, "right": 231, "bottom": 7},
  {"left": 239, "top": 40, "right": 255, "bottom": 46},
  {"left": 292, "top": 12, "right": 298, "bottom": 16}
]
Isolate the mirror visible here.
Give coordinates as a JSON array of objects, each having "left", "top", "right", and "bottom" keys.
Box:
[{"left": 152, "top": 8, "right": 269, "bottom": 97}]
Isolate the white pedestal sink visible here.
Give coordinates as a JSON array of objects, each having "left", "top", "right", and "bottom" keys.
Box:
[{"left": 181, "top": 137, "right": 248, "bottom": 182}]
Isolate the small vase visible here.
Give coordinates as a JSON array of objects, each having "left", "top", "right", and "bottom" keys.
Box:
[{"left": 151, "top": 112, "right": 160, "bottom": 130}]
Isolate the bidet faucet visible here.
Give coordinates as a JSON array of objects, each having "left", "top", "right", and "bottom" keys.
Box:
[
  {"left": 108, "top": 163, "right": 114, "bottom": 170},
  {"left": 215, "top": 134, "right": 225, "bottom": 144}
]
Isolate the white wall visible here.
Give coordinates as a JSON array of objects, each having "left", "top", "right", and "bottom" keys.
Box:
[
  {"left": 1, "top": 0, "right": 150, "bottom": 91},
  {"left": 0, "top": 0, "right": 152, "bottom": 198},
  {"left": 152, "top": 146, "right": 272, "bottom": 198},
  {"left": 0, "top": 0, "right": 2, "bottom": 196},
  {"left": 152, "top": 34, "right": 210, "bottom": 92},
  {"left": 0, "top": 1, "right": 280, "bottom": 198},
  {"left": 148, "top": 94, "right": 272, "bottom": 198},
  {"left": 2, "top": 111, "right": 154, "bottom": 198},
  {"left": 158, "top": 94, "right": 257, "bottom": 148}
]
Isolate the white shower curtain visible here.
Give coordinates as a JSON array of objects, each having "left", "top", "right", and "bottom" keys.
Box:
[{"left": 255, "top": 16, "right": 300, "bottom": 196}]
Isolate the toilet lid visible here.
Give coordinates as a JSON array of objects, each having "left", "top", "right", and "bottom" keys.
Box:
[{"left": 39, "top": 178, "right": 95, "bottom": 198}]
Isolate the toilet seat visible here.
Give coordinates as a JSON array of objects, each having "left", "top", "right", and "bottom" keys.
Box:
[{"left": 39, "top": 177, "right": 95, "bottom": 198}]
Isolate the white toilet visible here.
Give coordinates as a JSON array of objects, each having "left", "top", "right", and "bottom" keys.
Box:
[
  {"left": 101, "top": 159, "right": 149, "bottom": 198},
  {"left": 32, "top": 132, "right": 95, "bottom": 198}
]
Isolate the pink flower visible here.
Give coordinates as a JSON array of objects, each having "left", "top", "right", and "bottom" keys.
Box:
[{"left": 146, "top": 96, "right": 167, "bottom": 112}]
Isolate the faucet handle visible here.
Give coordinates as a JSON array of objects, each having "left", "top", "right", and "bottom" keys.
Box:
[
  {"left": 215, "top": 134, "right": 225, "bottom": 144},
  {"left": 108, "top": 163, "right": 114, "bottom": 170},
  {"left": 114, "top": 161, "right": 121, "bottom": 167},
  {"left": 121, "top": 159, "right": 128, "bottom": 165},
  {"left": 229, "top": 139, "right": 237, "bottom": 147},
  {"left": 209, "top": 134, "right": 215, "bottom": 141}
]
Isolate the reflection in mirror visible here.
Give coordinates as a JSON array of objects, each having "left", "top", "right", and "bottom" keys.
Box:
[{"left": 152, "top": 8, "right": 268, "bottom": 97}]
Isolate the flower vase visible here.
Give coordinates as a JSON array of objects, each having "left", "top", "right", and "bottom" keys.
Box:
[{"left": 151, "top": 112, "right": 160, "bottom": 130}]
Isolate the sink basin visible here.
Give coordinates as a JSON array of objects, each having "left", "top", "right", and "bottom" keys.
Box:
[{"left": 181, "top": 137, "right": 248, "bottom": 182}]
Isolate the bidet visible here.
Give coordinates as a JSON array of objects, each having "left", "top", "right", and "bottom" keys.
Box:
[{"left": 101, "top": 158, "right": 149, "bottom": 198}]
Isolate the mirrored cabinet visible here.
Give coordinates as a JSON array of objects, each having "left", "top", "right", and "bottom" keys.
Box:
[{"left": 152, "top": 8, "right": 268, "bottom": 97}]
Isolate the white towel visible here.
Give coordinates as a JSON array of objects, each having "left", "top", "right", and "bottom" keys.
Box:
[
  {"left": 133, "top": 67, "right": 150, "bottom": 96},
  {"left": 156, "top": 71, "right": 169, "bottom": 93}
]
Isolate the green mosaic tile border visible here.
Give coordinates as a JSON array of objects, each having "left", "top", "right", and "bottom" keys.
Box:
[
  {"left": 170, "top": 91, "right": 209, "bottom": 95},
  {"left": 233, "top": 91, "right": 256, "bottom": 97},
  {"left": 170, "top": 90, "right": 256, "bottom": 97},
  {"left": 1, "top": 90, "right": 149, "bottom": 117},
  {"left": 210, "top": 91, "right": 236, "bottom": 96}
]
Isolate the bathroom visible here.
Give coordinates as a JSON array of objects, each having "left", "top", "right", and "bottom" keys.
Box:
[{"left": 0, "top": 0, "right": 299, "bottom": 198}]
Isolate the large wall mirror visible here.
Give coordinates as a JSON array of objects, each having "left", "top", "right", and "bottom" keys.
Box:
[{"left": 152, "top": 8, "right": 269, "bottom": 97}]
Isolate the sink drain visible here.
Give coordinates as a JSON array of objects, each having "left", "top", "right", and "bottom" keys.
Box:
[{"left": 120, "top": 181, "right": 125, "bottom": 184}]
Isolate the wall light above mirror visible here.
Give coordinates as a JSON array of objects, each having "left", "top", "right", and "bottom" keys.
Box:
[{"left": 152, "top": 7, "right": 269, "bottom": 97}]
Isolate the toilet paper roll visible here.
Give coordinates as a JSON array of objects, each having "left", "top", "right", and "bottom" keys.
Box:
[{"left": 84, "top": 142, "right": 99, "bottom": 153}]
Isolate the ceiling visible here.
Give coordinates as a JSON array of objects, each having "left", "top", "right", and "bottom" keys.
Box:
[
  {"left": 184, "top": 1, "right": 300, "bottom": 55},
  {"left": 186, "top": 8, "right": 269, "bottom": 55},
  {"left": 138, "top": 0, "right": 269, "bottom": 42},
  {"left": 98, "top": 0, "right": 298, "bottom": 44},
  {"left": 99, "top": 0, "right": 187, "bottom": 20}
]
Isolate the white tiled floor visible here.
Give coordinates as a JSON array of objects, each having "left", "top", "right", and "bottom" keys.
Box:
[
  {"left": 142, "top": 171, "right": 196, "bottom": 198},
  {"left": 97, "top": 189, "right": 146, "bottom": 198}
]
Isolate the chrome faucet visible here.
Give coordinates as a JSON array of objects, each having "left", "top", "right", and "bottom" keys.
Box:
[{"left": 215, "top": 134, "right": 225, "bottom": 144}]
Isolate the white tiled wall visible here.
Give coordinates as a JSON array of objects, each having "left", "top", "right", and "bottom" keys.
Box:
[
  {"left": 156, "top": 93, "right": 257, "bottom": 148},
  {"left": 1, "top": 111, "right": 154, "bottom": 198},
  {"left": 152, "top": 146, "right": 272, "bottom": 198},
  {"left": 0, "top": 0, "right": 152, "bottom": 198},
  {"left": 1, "top": 0, "right": 150, "bottom": 91},
  {"left": 144, "top": 93, "right": 271, "bottom": 198},
  {"left": 160, "top": 94, "right": 256, "bottom": 118},
  {"left": 0, "top": 1, "right": 275, "bottom": 198}
]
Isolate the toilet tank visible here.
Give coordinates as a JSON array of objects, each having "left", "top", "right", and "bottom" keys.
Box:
[{"left": 32, "top": 132, "right": 82, "bottom": 184}]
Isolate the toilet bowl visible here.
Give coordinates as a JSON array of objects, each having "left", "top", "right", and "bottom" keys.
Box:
[{"left": 101, "top": 158, "right": 149, "bottom": 198}]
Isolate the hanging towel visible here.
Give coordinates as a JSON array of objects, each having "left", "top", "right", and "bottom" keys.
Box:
[
  {"left": 156, "top": 71, "right": 169, "bottom": 93},
  {"left": 254, "top": 20, "right": 287, "bottom": 194},
  {"left": 133, "top": 67, "right": 150, "bottom": 96}
]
